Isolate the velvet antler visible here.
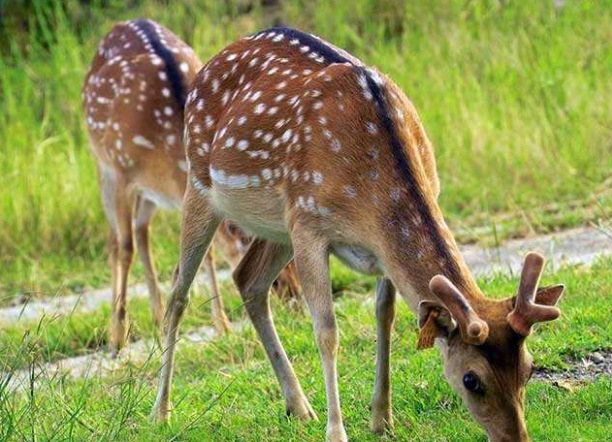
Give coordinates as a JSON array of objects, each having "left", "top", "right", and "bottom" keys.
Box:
[
  {"left": 507, "top": 252, "right": 562, "bottom": 336},
  {"left": 429, "top": 275, "right": 489, "bottom": 345}
]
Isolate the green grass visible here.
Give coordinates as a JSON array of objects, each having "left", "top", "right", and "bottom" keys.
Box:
[
  {"left": 1, "top": 257, "right": 612, "bottom": 441},
  {"left": 2, "top": 0, "right": 612, "bottom": 298}
]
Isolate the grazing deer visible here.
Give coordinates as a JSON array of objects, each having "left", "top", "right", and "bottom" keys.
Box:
[
  {"left": 150, "top": 27, "right": 565, "bottom": 442},
  {"left": 82, "top": 20, "right": 300, "bottom": 353}
]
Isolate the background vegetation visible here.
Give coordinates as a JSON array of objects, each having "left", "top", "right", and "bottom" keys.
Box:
[
  {"left": 1, "top": 0, "right": 612, "bottom": 297},
  {"left": 1, "top": 2, "right": 612, "bottom": 441}
]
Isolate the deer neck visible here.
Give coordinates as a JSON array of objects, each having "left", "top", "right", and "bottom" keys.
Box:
[{"left": 376, "top": 195, "right": 483, "bottom": 314}]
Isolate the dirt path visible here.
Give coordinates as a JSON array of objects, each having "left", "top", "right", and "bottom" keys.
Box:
[
  {"left": 462, "top": 226, "right": 611, "bottom": 276},
  {"left": 2, "top": 226, "right": 610, "bottom": 326},
  {"left": 0, "top": 269, "right": 231, "bottom": 325},
  {"left": 2, "top": 226, "right": 611, "bottom": 390},
  {"left": 4, "top": 321, "right": 245, "bottom": 393}
]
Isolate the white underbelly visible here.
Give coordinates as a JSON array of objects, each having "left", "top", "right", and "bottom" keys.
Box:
[{"left": 209, "top": 186, "right": 290, "bottom": 243}]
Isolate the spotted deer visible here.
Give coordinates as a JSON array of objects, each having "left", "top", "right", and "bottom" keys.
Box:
[
  {"left": 150, "top": 27, "right": 565, "bottom": 442},
  {"left": 82, "top": 20, "right": 300, "bottom": 353}
]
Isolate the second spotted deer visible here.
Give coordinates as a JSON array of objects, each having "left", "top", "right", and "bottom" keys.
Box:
[
  {"left": 82, "top": 20, "right": 299, "bottom": 353},
  {"left": 151, "top": 27, "right": 565, "bottom": 442}
]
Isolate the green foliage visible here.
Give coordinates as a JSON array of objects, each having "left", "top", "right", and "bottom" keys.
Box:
[
  {"left": 1, "top": 258, "right": 612, "bottom": 441},
  {"left": 2, "top": 0, "right": 612, "bottom": 298}
]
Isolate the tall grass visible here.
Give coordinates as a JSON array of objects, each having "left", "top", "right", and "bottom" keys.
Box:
[{"left": 1, "top": 0, "right": 612, "bottom": 296}]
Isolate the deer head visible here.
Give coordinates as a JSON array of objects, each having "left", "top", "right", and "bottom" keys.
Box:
[{"left": 418, "top": 252, "right": 564, "bottom": 441}]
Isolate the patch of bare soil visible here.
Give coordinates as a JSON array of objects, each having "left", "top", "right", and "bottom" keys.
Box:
[{"left": 534, "top": 350, "right": 612, "bottom": 383}]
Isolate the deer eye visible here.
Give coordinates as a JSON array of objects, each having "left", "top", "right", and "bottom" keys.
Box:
[{"left": 463, "top": 372, "right": 484, "bottom": 394}]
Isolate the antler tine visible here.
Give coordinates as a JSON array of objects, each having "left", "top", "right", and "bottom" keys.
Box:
[
  {"left": 429, "top": 275, "right": 489, "bottom": 345},
  {"left": 517, "top": 252, "right": 545, "bottom": 302},
  {"left": 508, "top": 252, "right": 561, "bottom": 336}
]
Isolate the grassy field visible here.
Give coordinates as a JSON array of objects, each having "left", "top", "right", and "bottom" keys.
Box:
[
  {"left": 1, "top": 256, "right": 612, "bottom": 441},
  {"left": 1, "top": 0, "right": 612, "bottom": 298}
]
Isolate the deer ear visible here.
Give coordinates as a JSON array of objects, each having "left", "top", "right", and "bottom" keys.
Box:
[
  {"left": 417, "top": 301, "right": 457, "bottom": 350},
  {"left": 536, "top": 285, "right": 565, "bottom": 307}
]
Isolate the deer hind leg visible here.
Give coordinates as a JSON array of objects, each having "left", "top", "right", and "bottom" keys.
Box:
[
  {"left": 371, "top": 278, "right": 396, "bottom": 434},
  {"left": 100, "top": 170, "right": 134, "bottom": 356},
  {"left": 233, "top": 238, "right": 317, "bottom": 421},
  {"left": 134, "top": 196, "right": 164, "bottom": 329},
  {"left": 203, "top": 245, "right": 232, "bottom": 335},
  {"left": 151, "top": 188, "right": 221, "bottom": 422},
  {"left": 292, "top": 229, "right": 347, "bottom": 442}
]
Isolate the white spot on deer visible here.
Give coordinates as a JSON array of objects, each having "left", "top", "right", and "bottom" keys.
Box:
[
  {"left": 289, "top": 38, "right": 299, "bottom": 45},
  {"left": 249, "top": 57, "right": 260, "bottom": 67},
  {"left": 225, "top": 137, "right": 235, "bottom": 148},
  {"left": 178, "top": 161, "right": 189, "bottom": 172},
  {"left": 237, "top": 140, "right": 249, "bottom": 151},
  {"left": 250, "top": 90, "right": 262, "bottom": 102},
  {"left": 366, "top": 121, "right": 378, "bottom": 134},
  {"left": 331, "top": 138, "right": 341, "bottom": 152},
  {"left": 238, "top": 116, "right": 247, "bottom": 126},
  {"left": 268, "top": 67, "right": 279, "bottom": 75},
  {"left": 164, "top": 106, "right": 173, "bottom": 116},
  {"left": 222, "top": 90, "right": 230, "bottom": 105},
  {"left": 210, "top": 168, "right": 261, "bottom": 189},
  {"left": 133, "top": 135, "right": 155, "bottom": 150},
  {"left": 344, "top": 186, "right": 357, "bottom": 198},
  {"left": 205, "top": 115, "right": 215, "bottom": 129},
  {"left": 390, "top": 188, "right": 402, "bottom": 201},
  {"left": 318, "top": 116, "right": 328, "bottom": 125},
  {"left": 300, "top": 45, "right": 309, "bottom": 53},
  {"left": 281, "top": 129, "right": 293, "bottom": 143},
  {"left": 226, "top": 53, "right": 237, "bottom": 61},
  {"left": 368, "top": 69, "right": 383, "bottom": 86},
  {"left": 196, "top": 99, "right": 205, "bottom": 110},
  {"left": 263, "top": 133, "right": 273, "bottom": 143},
  {"left": 159, "top": 71, "right": 168, "bottom": 81},
  {"left": 180, "top": 62, "right": 189, "bottom": 73},
  {"left": 262, "top": 168, "right": 273, "bottom": 180},
  {"left": 210, "top": 79, "right": 221, "bottom": 95},
  {"left": 115, "top": 139, "right": 123, "bottom": 150},
  {"left": 247, "top": 150, "right": 270, "bottom": 159},
  {"left": 166, "top": 134, "right": 176, "bottom": 145},
  {"left": 313, "top": 101, "right": 323, "bottom": 110},
  {"left": 276, "top": 81, "right": 287, "bottom": 89},
  {"left": 112, "top": 122, "right": 120, "bottom": 131},
  {"left": 273, "top": 34, "right": 284, "bottom": 42},
  {"left": 254, "top": 103, "right": 266, "bottom": 114},
  {"left": 267, "top": 106, "right": 279, "bottom": 116},
  {"left": 313, "top": 171, "right": 324, "bottom": 185}
]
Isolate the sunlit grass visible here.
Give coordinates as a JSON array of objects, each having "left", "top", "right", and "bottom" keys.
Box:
[
  {"left": 2, "top": 0, "right": 612, "bottom": 297},
  {"left": 1, "top": 257, "right": 612, "bottom": 441}
]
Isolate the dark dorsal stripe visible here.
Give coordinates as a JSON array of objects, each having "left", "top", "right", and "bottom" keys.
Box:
[
  {"left": 134, "top": 19, "right": 186, "bottom": 113},
  {"left": 356, "top": 66, "right": 462, "bottom": 280},
  {"left": 252, "top": 27, "right": 354, "bottom": 65},
  {"left": 253, "top": 27, "right": 460, "bottom": 279}
]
